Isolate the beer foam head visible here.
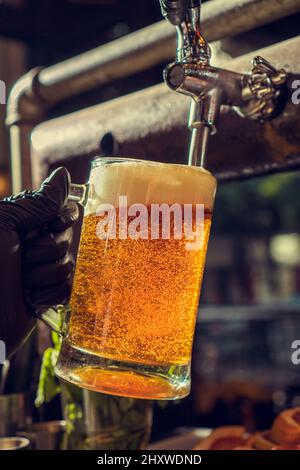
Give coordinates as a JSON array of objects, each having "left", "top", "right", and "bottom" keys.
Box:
[{"left": 85, "top": 158, "right": 217, "bottom": 214}]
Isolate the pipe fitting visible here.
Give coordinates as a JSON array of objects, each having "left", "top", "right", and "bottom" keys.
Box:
[{"left": 6, "top": 67, "right": 46, "bottom": 127}]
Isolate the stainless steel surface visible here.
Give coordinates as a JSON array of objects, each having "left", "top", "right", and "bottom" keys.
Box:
[
  {"left": 188, "top": 126, "right": 211, "bottom": 167},
  {"left": 0, "top": 360, "right": 10, "bottom": 395},
  {"left": 30, "top": 37, "right": 300, "bottom": 184},
  {"left": 168, "top": 53, "right": 288, "bottom": 165},
  {"left": 238, "top": 55, "right": 288, "bottom": 120},
  {"left": 163, "top": 1, "right": 288, "bottom": 167},
  {"left": 163, "top": 0, "right": 214, "bottom": 167},
  {"left": 174, "top": 0, "right": 211, "bottom": 65},
  {"left": 22, "top": 0, "right": 300, "bottom": 105},
  {"left": 160, "top": 0, "right": 190, "bottom": 26},
  {"left": 0, "top": 393, "right": 33, "bottom": 437},
  {"left": 199, "top": 304, "right": 300, "bottom": 323},
  {"left": 0, "top": 437, "right": 30, "bottom": 451},
  {"left": 148, "top": 428, "right": 212, "bottom": 450},
  {"left": 17, "top": 421, "right": 66, "bottom": 450},
  {"left": 6, "top": 0, "right": 300, "bottom": 191},
  {"left": 165, "top": 62, "right": 244, "bottom": 104}
]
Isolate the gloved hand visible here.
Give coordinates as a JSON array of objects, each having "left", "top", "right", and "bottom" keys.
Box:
[{"left": 0, "top": 167, "right": 79, "bottom": 356}]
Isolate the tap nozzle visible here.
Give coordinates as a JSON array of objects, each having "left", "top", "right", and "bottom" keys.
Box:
[{"left": 162, "top": 0, "right": 215, "bottom": 168}]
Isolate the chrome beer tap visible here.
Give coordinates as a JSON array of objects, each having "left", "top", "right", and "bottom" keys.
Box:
[{"left": 160, "top": 0, "right": 288, "bottom": 168}]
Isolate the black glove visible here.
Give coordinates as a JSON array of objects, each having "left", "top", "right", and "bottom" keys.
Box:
[{"left": 0, "top": 167, "right": 79, "bottom": 356}]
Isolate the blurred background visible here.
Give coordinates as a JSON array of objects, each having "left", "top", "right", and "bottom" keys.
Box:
[{"left": 0, "top": 0, "right": 300, "bottom": 446}]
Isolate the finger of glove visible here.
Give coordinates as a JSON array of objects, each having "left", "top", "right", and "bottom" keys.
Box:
[
  {"left": 0, "top": 167, "right": 70, "bottom": 236},
  {"left": 23, "top": 227, "right": 73, "bottom": 266},
  {"left": 48, "top": 201, "right": 79, "bottom": 233},
  {"left": 24, "top": 202, "right": 78, "bottom": 245},
  {"left": 24, "top": 253, "right": 74, "bottom": 288},
  {"left": 27, "top": 280, "right": 72, "bottom": 307}
]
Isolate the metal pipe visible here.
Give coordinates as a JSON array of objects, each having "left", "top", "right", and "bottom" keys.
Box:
[
  {"left": 9, "top": 125, "right": 31, "bottom": 194},
  {"left": 30, "top": 37, "right": 300, "bottom": 185},
  {"left": 160, "top": 0, "right": 190, "bottom": 25},
  {"left": 165, "top": 63, "right": 245, "bottom": 105},
  {"left": 7, "top": 0, "right": 300, "bottom": 191},
  {"left": 164, "top": 0, "right": 213, "bottom": 168},
  {"left": 37, "top": 0, "right": 300, "bottom": 104},
  {"left": 187, "top": 89, "right": 221, "bottom": 166},
  {"left": 188, "top": 126, "right": 211, "bottom": 167}
]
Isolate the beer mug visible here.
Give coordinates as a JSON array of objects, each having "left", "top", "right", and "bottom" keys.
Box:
[{"left": 43, "top": 157, "right": 216, "bottom": 400}]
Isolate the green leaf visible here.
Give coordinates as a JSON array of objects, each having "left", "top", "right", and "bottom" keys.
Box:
[{"left": 35, "top": 347, "right": 61, "bottom": 408}]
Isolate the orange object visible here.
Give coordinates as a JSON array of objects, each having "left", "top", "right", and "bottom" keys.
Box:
[
  {"left": 193, "top": 426, "right": 248, "bottom": 450},
  {"left": 193, "top": 407, "right": 300, "bottom": 451},
  {"left": 271, "top": 407, "right": 300, "bottom": 445},
  {"left": 252, "top": 431, "right": 279, "bottom": 450},
  {"left": 248, "top": 430, "right": 300, "bottom": 451},
  {"left": 234, "top": 446, "right": 254, "bottom": 450},
  {"left": 69, "top": 207, "right": 212, "bottom": 399}
]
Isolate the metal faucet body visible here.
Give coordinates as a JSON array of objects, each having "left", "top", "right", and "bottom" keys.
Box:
[{"left": 161, "top": 0, "right": 288, "bottom": 167}]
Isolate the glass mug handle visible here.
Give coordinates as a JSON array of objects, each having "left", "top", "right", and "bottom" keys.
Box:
[
  {"left": 37, "top": 182, "right": 88, "bottom": 335},
  {"left": 68, "top": 183, "right": 88, "bottom": 205}
]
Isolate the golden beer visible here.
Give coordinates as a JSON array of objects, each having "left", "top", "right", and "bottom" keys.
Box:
[{"left": 55, "top": 158, "right": 216, "bottom": 399}]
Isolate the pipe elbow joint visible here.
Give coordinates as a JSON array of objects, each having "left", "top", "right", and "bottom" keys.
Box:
[{"left": 6, "top": 67, "right": 45, "bottom": 127}]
